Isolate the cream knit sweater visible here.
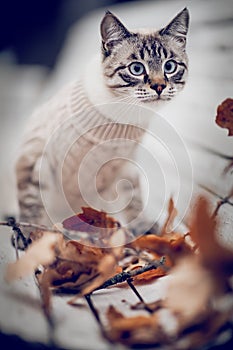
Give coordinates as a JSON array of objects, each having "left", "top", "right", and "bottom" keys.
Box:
[{"left": 16, "top": 80, "right": 145, "bottom": 226}]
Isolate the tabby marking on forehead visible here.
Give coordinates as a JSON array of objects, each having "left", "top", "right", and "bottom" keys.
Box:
[
  {"left": 16, "top": 8, "right": 191, "bottom": 230},
  {"left": 101, "top": 8, "right": 189, "bottom": 104}
]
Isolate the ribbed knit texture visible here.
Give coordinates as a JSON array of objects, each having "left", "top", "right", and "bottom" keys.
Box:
[{"left": 17, "top": 80, "right": 145, "bottom": 223}]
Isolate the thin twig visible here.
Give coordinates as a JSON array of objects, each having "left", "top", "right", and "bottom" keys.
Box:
[
  {"left": 6, "top": 217, "right": 29, "bottom": 251},
  {"left": 85, "top": 294, "right": 102, "bottom": 324},
  {"left": 96, "top": 257, "right": 166, "bottom": 291},
  {"left": 198, "top": 184, "right": 233, "bottom": 206},
  {"left": 0, "top": 219, "right": 60, "bottom": 233},
  {"left": 127, "top": 278, "right": 154, "bottom": 314},
  {"left": 223, "top": 160, "right": 233, "bottom": 175},
  {"left": 186, "top": 140, "right": 233, "bottom": 161},
  {"left": 197, "top": 184, "right": 233, "bottom": 218},
  {"left": 127, "top": 278, "right": 144, "bottom": 302},
  {"left": 13, "top": 231, "right": 19, "bottom": 260},
  {"left": 0, "top": 219, "right": 89, "bottom": 245},
  {"left": 212, "top": 198, "right": 230, "bottom": 218},
  {"left": 85, "top": 294, "right": 107, "bottom": 336}
]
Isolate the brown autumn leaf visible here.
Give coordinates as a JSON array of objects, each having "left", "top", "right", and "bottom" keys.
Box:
[
  {"left": 132, "top": 266, "right": 166, "bottom": 283},
  {"left": 6, "top": 206, "right": 126, "bottom": 315},
  {"left": 131, "top": 233, "right": 192, "bottom": 262},
  {"left": 37, "top": 239, "right": 108, "bottom": 313},
  {"left": 133, "top": 198, "right": 193, "bottom": 258},
  {"left": 105, "top": 197, "right": 233, "bottom": 349},
  {"left": 5, "top": 232, "right": 64, "bottom": 282},
  {"left": 36, "top": 227, "right": 126, "bottom": 310},
  {"left": 161, "top": 197, "right": 178, "bottom": 235},
  {"left": 189, "top": 196, "right": 233, "bottom": 274},
  {"left": 216, "top": 98, "right": 233, "bottom": 136},
  {"left": 157, "top": 197, "right": 233, "bottom": 336},
  {"left": 162, "top": 256, "right": 221, "bottom": 330},
  {"left": 39, "top": 240, "right": 107, "bottom": 288},
  {"left": 121, "top": 252, "right": 168, "bottom": 284},
  {"left": 62, "top": 206, "right": 120, "bottom": 233},
  {"left": 124, "top": 198, "right": 193, "bottom": 283},
  {"left": 106, "top": 305, "right": 167, "bottom": 346},
  {"left": 68, "top": 228, "right": 126, "bottom": 300}
]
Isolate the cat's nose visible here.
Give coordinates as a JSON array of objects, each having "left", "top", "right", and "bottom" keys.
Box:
[{"left": 150, "top": 83, "right": 166, "bottom": 96}]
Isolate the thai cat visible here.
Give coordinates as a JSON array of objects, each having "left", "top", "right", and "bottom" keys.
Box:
[{"left": 16, "top": 8, "right": 189, "bottom": 237}]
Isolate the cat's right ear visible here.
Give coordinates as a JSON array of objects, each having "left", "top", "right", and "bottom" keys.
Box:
[
  {"left": 159, "top": 8, "right": 190, "bottom": 49},
  {"left": 101, "top": 11, "right": 130, "bottom": 55}
]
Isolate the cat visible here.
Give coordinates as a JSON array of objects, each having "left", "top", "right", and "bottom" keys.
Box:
[{"left": 15, "top": 8, "right": 189, "bottom": 238}]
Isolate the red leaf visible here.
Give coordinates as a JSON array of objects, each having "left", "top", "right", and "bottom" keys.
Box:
[
  {"left": 62, "top": 207, "right": 120, "bottom": 233},
  {"left": 215, "top": 98, "right": 233, "bottom": 136}
]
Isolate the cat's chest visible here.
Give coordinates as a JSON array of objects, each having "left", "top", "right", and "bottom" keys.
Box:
[
  {"left": 46, "top": 122, "right": 142, "bottom": 212},
  {"left": 51, "top": 122, "right": 141, "bottom": 178}
]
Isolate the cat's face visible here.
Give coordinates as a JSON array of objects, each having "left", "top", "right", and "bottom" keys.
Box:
[{"left": 101, "top": 8, "right": 189, "bottom": 104}]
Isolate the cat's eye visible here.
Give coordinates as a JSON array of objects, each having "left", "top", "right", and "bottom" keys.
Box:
[
  {"left": 164, "top": 60, "right": 177, "bottom": 74},
  {"left": 129, "top": 62, "right": 145, "bottom": 76}
]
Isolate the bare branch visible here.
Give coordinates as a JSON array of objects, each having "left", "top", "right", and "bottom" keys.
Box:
[{"left": 96, "top": 257, "right": 166, "bottom": 291}]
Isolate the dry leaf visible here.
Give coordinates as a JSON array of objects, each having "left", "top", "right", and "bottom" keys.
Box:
[
  {"left": 132, "top": 266, "right": 167, "bottom": 283},
  {"left": 189, "top": 196, "right": 233, "bottom": 274},
  {"left": 131, "top": 233, "right": 192, "bottom": 261},
  {"left": 163, "top": 256, "right": 220, "bottom": 330},
  {"left": 35, "top": 227, "right": 126, "bottom": 309},
  {"left": 105, "top": 197, "right": 233, "bottom": 349},
  {"left": 69, "top": 229, "right": 125, "bottom": 298},
  {"left": 62, "top": 207, "right": 119, "bottom": 233},
  {"left": 216, "top": 98, "right": 233, "bottom": 136},
  {"left": 124, "top": 198, "right": 193, "bottom": 283},
  {"left": 106, "top": 305, "right": 166, "bottom": 346},
  {"left": 6, "top": 208, "right": 126, "bottom": 314},
  {"left": 161, "top": 197, "right": 178, "bottom": 235},
  {"left": 5, "top": 232, "right": 62, "bottom": 282}
]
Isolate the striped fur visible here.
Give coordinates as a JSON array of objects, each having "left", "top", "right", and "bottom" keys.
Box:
[
  {"left": 16, "top": 9, "right": 190, "bottom": 234},
  {"left": 101, "top": 8, "right": 189, "bottom": 103}
]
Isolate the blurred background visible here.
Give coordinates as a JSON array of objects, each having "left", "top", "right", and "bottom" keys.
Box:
[{"left": 0, "top": 0, "right": 133, "bottom": 69}]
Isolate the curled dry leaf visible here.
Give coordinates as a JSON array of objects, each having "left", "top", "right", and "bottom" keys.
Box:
[
  {"left": 162, "top": 256, "right": 221, "bottom": 331},
  {"left": 189, "top": 196, "right": 233, "bottom": 274},
  {"left": 106, "top": 305, "right": 167, "bottom": 346},
  {"left": 36, "top": 228, "right": 126, "bottom": 311},
  {"left": 161, "top": 197, "right": 178, "bottom": 235},
  {"left": 6, "top": 208, "right": 126, "bottom": 315},
  {"left": 216, "top": 98, "right": 233, "bottom": 136},
  {"left": 5, "top": 232, "right": 63, "bottom": 282},
  {"left": 68, "top": 229, "right": 126, "bottom": 300},
  {"left": 126, "top": 198, "right": 193, "bottom": 283},
  {"left": 131, "top": 233, "right": 192, "bottom": 262},
  {"left": 62, "top": 206, "right": 119, "bottom": 236},
  {"left": 104, "top": 197, "right": 233, "bottom": 349},
  {"left": 127, "top": 257, "right": 167, "bottom": 283},
  {"left": 61, "top": 206, "right": 134, "bottom": 247}
]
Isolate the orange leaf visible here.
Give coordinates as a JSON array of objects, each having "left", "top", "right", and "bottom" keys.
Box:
[
  {"left": 133, "top": 266, "right": 166, "bottom": 283},
  {"left": 106, "top": 305, "right": 166, "bottom": 346},
  {"left": 161, "top": 197, "right": 178, "bottom": 235},
  {"left": 189, "top": 196, "right": 233, "bottom": 273},
  {"left": 131, "top": 233, "right": 192, "bottom": 260}
]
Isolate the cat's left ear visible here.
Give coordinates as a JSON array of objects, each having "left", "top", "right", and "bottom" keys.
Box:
[
  {"left": 160, "top": 8, "right": 190, "bottom": 48},
  {"left": 101, "top": 11, "right": 131, "bottom": 54}
]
